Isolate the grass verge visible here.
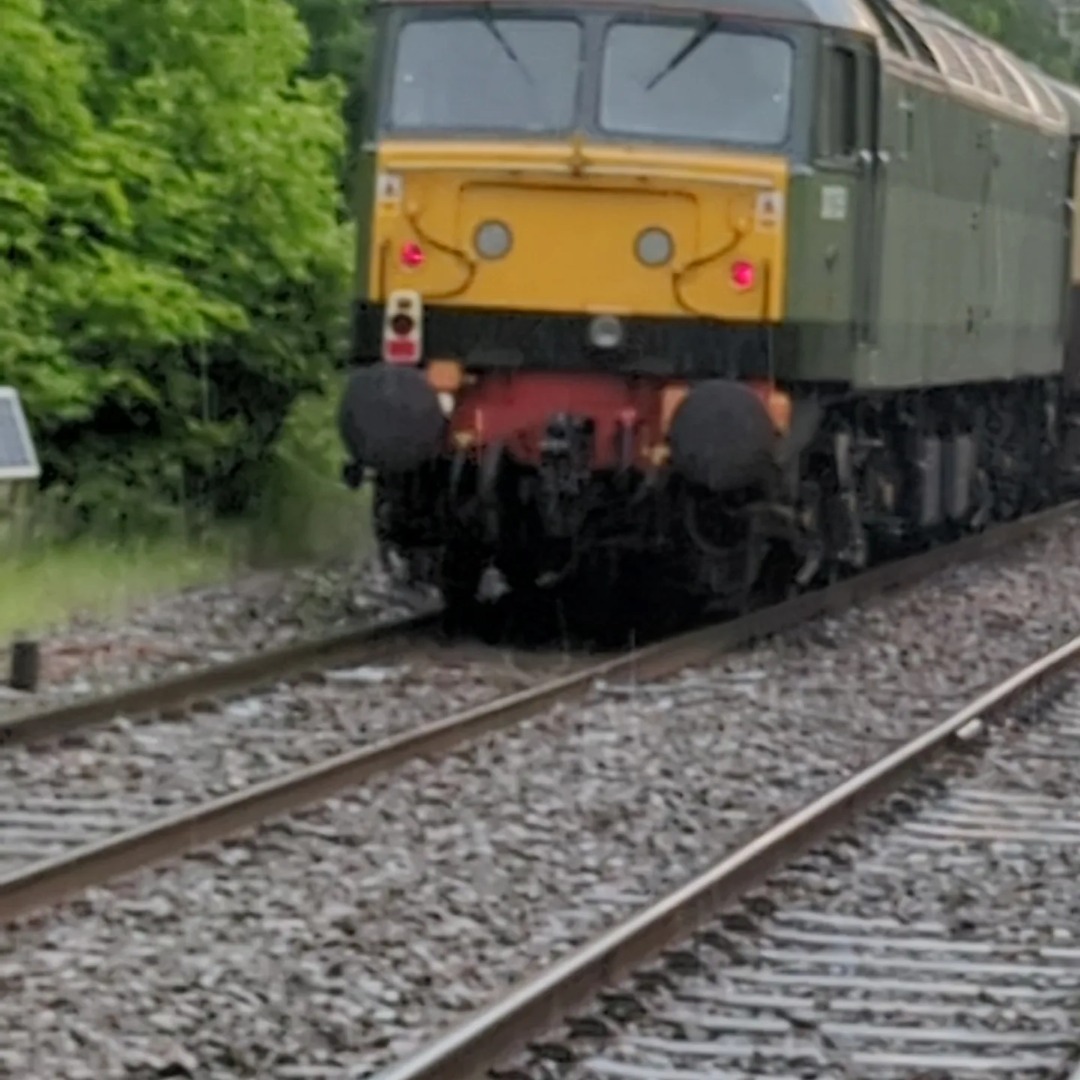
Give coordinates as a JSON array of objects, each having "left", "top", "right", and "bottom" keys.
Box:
[
  {"left": 0, "top": 535, "right": 238, "bottom": 639},
  {"left": 0, "top": 378, "right": 373, "bottom": 640},
  {"left": 243, "top": 378, "right": 373, "bottom": 567}
]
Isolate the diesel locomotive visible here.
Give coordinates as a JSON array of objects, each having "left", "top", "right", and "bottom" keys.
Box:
[{"left": 339, "top": 0, "right": 1080, "bottom": 622}]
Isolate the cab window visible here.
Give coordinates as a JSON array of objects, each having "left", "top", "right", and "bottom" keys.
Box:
[{"left": 820, "top": 45, "right": 859, "bottom": 158}]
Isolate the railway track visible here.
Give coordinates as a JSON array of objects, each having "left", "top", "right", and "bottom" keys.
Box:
[
  {"left": 0, "top": 503, "right": 1075, "bottom": 931},
  {"left": 0, "top": 633, "right": 589, "bottom": 920},
  {"left": 376, "top": 611, "right": 1080, "bottom": 1080},
  {"left": 0, "top": 650, "right": 567, "bottom": 874},
  {"left": 0, "top": 608, "right": 443, "bottom": 747}
]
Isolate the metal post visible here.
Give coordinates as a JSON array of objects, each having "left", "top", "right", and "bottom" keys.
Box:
[{"left": 9, "top": 638, "right": 40, "bottom": 693}]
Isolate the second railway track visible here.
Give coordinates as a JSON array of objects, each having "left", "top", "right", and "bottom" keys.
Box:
[{"left": 380, "top": 606, "right": 1080, "bottom": 1080}]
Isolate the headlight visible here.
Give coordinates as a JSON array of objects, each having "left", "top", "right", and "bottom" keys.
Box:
[
  {"left": 474, "top": 220, "right": 513, "bottom": 260},
  {"left": 635, "top": 227, "right": 674, "bottom": 267},
  {"left": 588, "top": 314, "right": 624, "bottom": 350}
]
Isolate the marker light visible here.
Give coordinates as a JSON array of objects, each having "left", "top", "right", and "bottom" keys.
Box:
[
  {"left": 635, "top": 227, "right": 674, "bottom": 267},
  {"left": 474, "top": 220, "right": 512, "bottom": 260},
  {"left": 383, "top": 289, "right": 423, "bottom": 364},
  {"left": 731, "top": 260, "right": 756, "bottom": 290},
  {"left": 385, "top": 340, "right": 417, "bottom": 361},
  {"left": 400, "top": 242, "right": 425, "bottom": 268}
]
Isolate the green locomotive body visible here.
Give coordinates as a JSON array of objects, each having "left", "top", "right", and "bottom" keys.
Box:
[
  {"left": 775, "top": 0, "right": 1073, "bottom": 391},
  {"left": 339, "top": 0, "right": 1080, "bottom": 621}
]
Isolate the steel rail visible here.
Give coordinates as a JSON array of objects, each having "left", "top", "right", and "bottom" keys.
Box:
[
  {"left": 373, "top": 596, "right": 1080, "bottom": 1080},
  {"left": 0, "top": 502, "right": 1074, "bottom": 925},
  {"left": 0, "top": 608, "right": 443, "bottom": 749}
]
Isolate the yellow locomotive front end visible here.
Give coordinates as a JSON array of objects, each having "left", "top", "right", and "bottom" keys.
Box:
[
  {"left": 359, "top": 4, "right": 791, "bottom": 323},
  {"left": 368, "top": 142, "right": 789, "bottom": 323},
  {"left": 341, "top": 0, "right": 806, "bottom": 620}
]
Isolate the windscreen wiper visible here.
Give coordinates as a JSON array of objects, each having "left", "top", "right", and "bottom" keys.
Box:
[
  {"left": 643, "top": 14, "right": 719, "bottom": 92},
  {"left": 477, "top": 3, "right": 538, "bottom": 88}
]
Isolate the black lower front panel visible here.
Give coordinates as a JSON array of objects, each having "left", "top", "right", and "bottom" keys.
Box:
[{"left": 350, "top": 300, "right": 775, "bottom": 380}]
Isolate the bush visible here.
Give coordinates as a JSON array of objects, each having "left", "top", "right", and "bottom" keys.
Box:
[{"left": 1, "top": 0, "right": 351, "bottom": 533}]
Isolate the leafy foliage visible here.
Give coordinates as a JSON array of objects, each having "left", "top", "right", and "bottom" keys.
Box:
[
  {"left": 288, "top": 0, "right": 371, "bottom": 172},
  {"left": 7, "top": 0, "right": 1076, "bottom": 537},
  {"left": 290, "top": 0, "right": 369, "bottom": 82},
  {"left": 2, "top": 0, "right": 350, "bottom": 531}
]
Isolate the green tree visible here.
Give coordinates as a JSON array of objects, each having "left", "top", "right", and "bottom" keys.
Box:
[
  {"left": 288, "top": 0, "right": 371, "bottom": 170},
  {"left": 1, "top": 0, "right": 350, "bottom": 530},
  {"left": 290, "top": 0, "right": 369, "bottom": 81}
]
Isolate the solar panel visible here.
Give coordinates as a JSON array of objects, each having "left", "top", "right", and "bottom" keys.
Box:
[{"left": 0, "top": 388, "right": 40, "bottom": 482}]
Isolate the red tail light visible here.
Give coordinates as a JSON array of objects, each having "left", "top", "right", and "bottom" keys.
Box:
[
  {"left": 731, "top": 261, "right": 756, "bottom": 290},
  {"left": 400, "top": 242, "right": 425, "bottom": 268}
]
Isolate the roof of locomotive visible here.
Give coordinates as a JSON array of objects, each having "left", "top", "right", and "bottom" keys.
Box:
[
  {"left": 375, "top": 0, "right": 877, "bottom": 29},
  {"left": 1045, "top": 73, "right": 1080, "bottom": 130},
  {"left": 875, "top": 0, "right": 1069, "bottom": 131}
]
